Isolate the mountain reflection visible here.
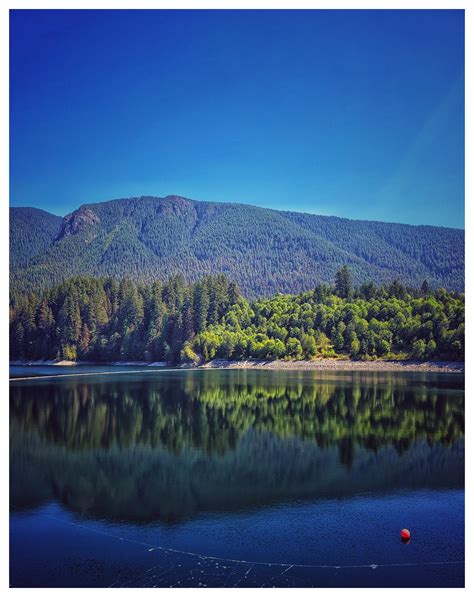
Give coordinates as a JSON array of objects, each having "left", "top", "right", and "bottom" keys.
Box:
[{"left": 10, "top": 371, "right": 464, "bottom": 523}]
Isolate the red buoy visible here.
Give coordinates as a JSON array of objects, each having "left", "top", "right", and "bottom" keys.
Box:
[{"left": 401, "top": 528, "right": 411, "bottom": 540}]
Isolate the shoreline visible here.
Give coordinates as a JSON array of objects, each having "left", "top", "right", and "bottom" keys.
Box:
[
  {"left": 10, "top": 358, "right": 464, "bottom": 373},
  {"left": 200, "top": 359, "right": 464, "bottom": 373},
  {"left": 9, "top": 360, "right": 168, "bottom": 367}
]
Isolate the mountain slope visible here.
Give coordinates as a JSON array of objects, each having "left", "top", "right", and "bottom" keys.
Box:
[
  {"left": 10, "top": 195, "right": 464, "bottom": 296},
  {"left": 9, "top": 207, "right": 62, "bottom": 269}
]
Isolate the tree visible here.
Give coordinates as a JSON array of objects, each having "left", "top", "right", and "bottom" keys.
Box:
[
  {"left": 182, "top": 298, "right": 195, "bottom": 342},
  {"left": 117, "top": 279, "right": 144, "bottom": 331},
  {"left": 11, "top": 321, "right": 25, "bottom": 358},
  {"left": 350, "top": 334, "right": 360, "bottom": 358},
  {"left": 387, "top": 280, "right": 406, "bottom": 299},
  {"left": 181, "top": 342, "right": 200, "bottom": 365},
  {"left": 286, "top": 337, "right": 303, "bottom": 359},
  {"left": 412, "top": 339, "right": 426, "bottom": 359},
  {"left": 333, "top": 321, "right": 346, "bottom": 351},
  {"left": 57, "top": 296, "right": 81, "bottom": 348},
  {"left": 334, "top": 266, "right": 353, "bottom": 299},
  {"left": 301, "top": 335, "right": 318, "bottom": 358},
  {"left": 38, "top": 301, "right": 54, "bottom": 331},
  {"left": 193, "top": 282, "right": 210, "bottom": 333},
  {"left": 426, "top": 339, "right": 436, "bottom": 358},
  {"left": 314, "top": 283, "right": 331, "bottom": 303},
  {"left": 79, "top": 323, "right": 91, "bottom": 356},
  {"left": 61, "top": 344, "right": 77, "bottom": 361},
  {"left": 359, "top": 282, "right": 377, "bottom": 301}
]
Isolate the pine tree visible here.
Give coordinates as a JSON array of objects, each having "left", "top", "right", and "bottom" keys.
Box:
[
  {"left": 182, "top": 298, "right": 195, "bottom": 342},
  {"left": 11, "top": 321, "right": 25, "bottom": 358},
  {"left": 79, "top": 323, "right": 91, "bottom": 357},
  {"left": 334, "top": 266, "right": 353, "bottom": 299},
  {"left": 193, "top": 282, "right": 210, "bottom": 333}
]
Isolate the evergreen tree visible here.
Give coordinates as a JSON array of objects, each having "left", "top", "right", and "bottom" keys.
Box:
[
  {"left": 334, "top": 266, "right": 353, "bottom": 299},
  {"left": 193, "top": 282, "right": 210, "bottom": 333}
]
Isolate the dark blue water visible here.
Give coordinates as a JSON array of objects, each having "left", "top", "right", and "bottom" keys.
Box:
[{"left": 10, "top": 367, "right": 464, "bottom": 587}]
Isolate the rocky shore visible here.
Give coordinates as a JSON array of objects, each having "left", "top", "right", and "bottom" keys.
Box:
[
  {"left": 10, "top": 358, "right": 464, "bottom": 374},
  {"left": 199, "top": 358, "right": 464, "bottom": 373}
]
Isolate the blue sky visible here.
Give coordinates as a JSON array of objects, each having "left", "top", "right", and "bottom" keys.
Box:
[{"left": 10, "top": 9, "right": 464, "bottom": 227}]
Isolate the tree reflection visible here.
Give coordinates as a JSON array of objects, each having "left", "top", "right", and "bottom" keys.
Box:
[
  {"left": 10, "top": 372, "right": 464, "bottom": 454},
  {"left": 10, "top": 371, "right": 464, "bottom": 523}
]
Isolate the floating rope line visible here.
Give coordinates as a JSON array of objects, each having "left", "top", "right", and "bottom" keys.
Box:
[
  {"left": 9, "top": 368, "right": 189, "bottom": 382},
  {"left": 10, "top": 503, "right": 464, "bottom": 572}
]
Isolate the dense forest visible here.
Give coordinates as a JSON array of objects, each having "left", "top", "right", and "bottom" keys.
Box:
[
  {"left": 10, "top": 267, "right": 465, "bottom": 363},
  {"left": 10, "top": 195, "right": 465, "bottom": 296}
]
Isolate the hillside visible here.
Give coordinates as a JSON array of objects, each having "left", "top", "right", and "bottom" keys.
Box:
[
  {"left": 9, "top": 207, "right": 62, "bottom": 269},
  {"left": 10, "top": 195, "right": 464, "bottom": 296}
]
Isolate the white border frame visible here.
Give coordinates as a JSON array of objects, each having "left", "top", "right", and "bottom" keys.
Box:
[{"left": 1, "top": 3, "right": 470, "bottom": 596}]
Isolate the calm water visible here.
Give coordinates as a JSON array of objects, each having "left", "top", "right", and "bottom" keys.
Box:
[{"left": 10, "top": 367, "right": 464, "bottom": 587}]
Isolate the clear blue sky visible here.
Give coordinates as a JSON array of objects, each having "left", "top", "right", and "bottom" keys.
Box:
[{"left": 10, "top": 9, "right": 464, "bottom": 227}]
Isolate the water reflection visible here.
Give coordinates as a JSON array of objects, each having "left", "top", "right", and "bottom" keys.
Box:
[{"left": 10, "top": 370, "right": 464, "bottom": 522}]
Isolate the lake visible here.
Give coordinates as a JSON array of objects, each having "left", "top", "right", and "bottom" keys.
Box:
[{"left": 9, "top": 367, "right": 464, "bottom": 587}]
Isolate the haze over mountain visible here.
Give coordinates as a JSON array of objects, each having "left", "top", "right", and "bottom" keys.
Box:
[{"left": 10, "top": 195, "right": 464, "bottom": 296}]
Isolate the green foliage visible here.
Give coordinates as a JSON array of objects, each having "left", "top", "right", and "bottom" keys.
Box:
[
  {"left": 335, "top": 265, "right": 353, "bottom": 298},
  {"left": 412, "top": 339, "right": 427, "bottom": 359},
  {"left": 10, "top": 274, "right": 241, "bottom": 364},
  {"left": 190, "top": 274, "right": 464, "bottom": 362},
  {"left": 10, "top": 269, "right": 464, "bottom": 363},
  {"left": 181, "top": 342, "right": 200, "bottom": 365},
  {"left": 61, "top": 344, "right": 77, "bottom": 361}
]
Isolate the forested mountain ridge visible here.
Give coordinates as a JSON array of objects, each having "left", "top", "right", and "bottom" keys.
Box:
[
  {"left": 9, "top": 207, "right": 62, "bottom": 269},
  {"left": 10, "top": 195, "right": 464, "bottom": 296}
]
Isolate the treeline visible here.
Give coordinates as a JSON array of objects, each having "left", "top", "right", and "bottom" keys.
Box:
[
  {"left": 10, "top": 274, "right": 240, "bottom": 362},
  {"left": 9, "top": 268, "right": 464, "bottom": 363},
  {"left": 192, "top": 268, "right": 465, "bottom": 362}
]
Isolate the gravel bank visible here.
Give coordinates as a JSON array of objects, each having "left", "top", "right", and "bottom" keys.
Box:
[
  {"left": 200, "top": 359, "right": 464, "bottom": 373},
  {"left": 10, "top": 358, "right": 464, "bottom": 374}
]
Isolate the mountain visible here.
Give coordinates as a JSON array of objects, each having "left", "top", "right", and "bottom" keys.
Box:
[
  {"left": 9, "top": 207, "right": 62, "bottom": 269},
  {"left": 10, "top": 195, "right": 464, "bottom": 296}
]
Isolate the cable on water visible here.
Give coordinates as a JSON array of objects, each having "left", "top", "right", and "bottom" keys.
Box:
[
  {"left": 9, "top": 368, "right": 187, "bottom": 382},
  {"left": 10, "top": 503, "right": 464, "bottom": 573}
]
